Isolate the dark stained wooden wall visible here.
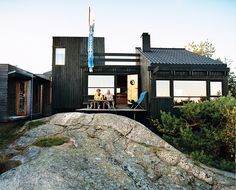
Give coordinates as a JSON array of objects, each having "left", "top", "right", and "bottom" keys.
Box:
[
  {"left": 52, "top": 37, "right": 105, "bottom": 111},
  {"left": 0, "top": 64, "right": 8, "bottom": 120},
  {"left": 33, "top": 81, "right": 41, "bottom": 113},
  {"left": 42, "top": 81, "right": 52, "bottom": 116},
  {"left": 7, "top": 78, "right": 16, "bottom": 116},
  {"left": 136, "top": 50, "right": 150, "bottom": 111}
]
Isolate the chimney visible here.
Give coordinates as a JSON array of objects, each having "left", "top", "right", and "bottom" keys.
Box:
[{"left": 141, "top": 33, "right": 151, "bottom": 52}]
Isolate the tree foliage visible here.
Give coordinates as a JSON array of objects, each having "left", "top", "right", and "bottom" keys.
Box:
[
  {"left": 228, "top": 72, "right": 236, "bottom": 97},
  {"left": 186, "top": 40, "right": 215, "bottom": 58},
  {"left": 151, "top": 95, "right": 236, "bottom": 172},
  {"left": 186, "top": 41, "right": 236, "bottom": 97}
]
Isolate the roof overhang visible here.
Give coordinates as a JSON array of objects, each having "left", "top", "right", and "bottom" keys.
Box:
[
  {"left": 8, "top": 70, "right": 32, "bottom": 80},
  {"left": 148, "top": 63, "right": 229, "bottom": 72},
  {"left": 8, "top": 71, "right": 50, "bottom": 83}
]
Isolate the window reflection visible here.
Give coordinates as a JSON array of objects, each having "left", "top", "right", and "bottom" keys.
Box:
[
  {"left": 174, "top": 81, "right": 207, "bottom": 105},
  {"left": 156, "top": 80, "right": 170, "bottom": 97},
  {"left": 174, "top": 97, "right": 207, "bottom": 106},
  {"left": 88, "top": 75, "right": 114, "bottom": 95},
  {"left": 210, "top": 82, "right": 222, "bottom": 96},
  {"left": 174, "top": 81, "right": 206, "bottom": 96},
  {"left": 55, "top": 48, "right": 65, "bottom": 65},
  {"left": 88, "top": 75, "right": 114, "bottom": 87}
]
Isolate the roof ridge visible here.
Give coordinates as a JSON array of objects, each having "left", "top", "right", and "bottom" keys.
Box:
[
  {"left": 150, "top": 47, "right": 185, "bottom": 50},
  {"left": 137, "top": 47, "right": 227, "bottom": 66}
]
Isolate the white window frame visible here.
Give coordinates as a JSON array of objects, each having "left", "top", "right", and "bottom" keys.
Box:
[
  {"left": 156, "top": 80, "right": 170, "bottom": 97},
  {"left": 55, "top": 48, "right": 65, "bottom": 65}
]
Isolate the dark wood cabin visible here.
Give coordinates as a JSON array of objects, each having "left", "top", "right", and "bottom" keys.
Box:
[
  {"left": 0, "top": 64, "right": 51, "bottom": 122},
  {"left": 52, "top": 33, "right": 229, "bottom": 119},
  {"left": 137, "top": 33, "right": 229, "bottom": 118}
]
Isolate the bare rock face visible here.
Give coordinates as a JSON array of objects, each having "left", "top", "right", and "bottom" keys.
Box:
[{"left": 0, "top": 113, "right": 235, "bottom": 190}]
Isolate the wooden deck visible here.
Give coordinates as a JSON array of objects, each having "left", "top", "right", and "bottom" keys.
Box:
[{"left": 75, "top": 108, "right": 147, "bottom": 120}]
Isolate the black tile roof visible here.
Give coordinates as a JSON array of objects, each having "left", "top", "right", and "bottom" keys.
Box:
[{"left": 137, "top": 47, "right": 224, "bottom": 65}]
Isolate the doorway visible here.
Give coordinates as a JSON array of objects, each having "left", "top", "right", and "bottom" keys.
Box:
[
  {"left": 116, "top": 75, "right": 127, "bottom": 105},
  {"left": 16, "top": 81, "right": 27, "bottom": 116},
  {"left": 127, "top": 74, "right": 138, "bottom": 102},
  {"left": 116, "top": 74, "right": 138, "bottom": 107}
]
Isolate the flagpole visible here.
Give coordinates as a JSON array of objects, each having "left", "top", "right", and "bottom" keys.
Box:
[{"left": 88, "top": 6, "right": 95, "bottom": 73}]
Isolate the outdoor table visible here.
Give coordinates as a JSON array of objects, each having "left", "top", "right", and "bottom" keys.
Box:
[{"left": 88, "top": 100, "right": 114, "bottom": 109}]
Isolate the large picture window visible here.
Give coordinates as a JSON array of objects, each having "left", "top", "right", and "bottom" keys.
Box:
[
  {"left": 55, "top": 48, "right": 65, "bottom": 65},
  {"left": 174, "top": 80, "right": 207, "bottom": 105},
  {"left": 156, "top": 80, "right": 170, "bottom": 97},
  {"left": 88, "top": 75, "right": 114, "bottom": 95}
]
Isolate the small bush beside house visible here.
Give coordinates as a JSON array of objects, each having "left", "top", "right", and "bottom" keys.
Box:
[{"left": 151, "top": 95, "right": 236, "bottom": 172}]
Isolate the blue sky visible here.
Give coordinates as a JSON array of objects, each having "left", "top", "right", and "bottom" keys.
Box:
[{"left": 0, "top": 0, "right": 235, "bottom": 73}]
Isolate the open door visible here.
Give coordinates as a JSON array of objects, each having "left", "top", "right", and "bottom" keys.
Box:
[
  {"left": 16, "top": 81, "right": 27, "bottom": 116},
  {"left": 127, "top": 74, "right": 138, "bottom": 103}
]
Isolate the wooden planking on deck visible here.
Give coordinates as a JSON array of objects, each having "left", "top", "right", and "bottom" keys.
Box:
[
  {"left": 76, "top": 108, "right": 147, "bottom": 112},
  {"left": 75, "top": 108, "right": 147, "bottom": 121}
]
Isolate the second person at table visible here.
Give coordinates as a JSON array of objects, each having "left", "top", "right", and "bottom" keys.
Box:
[{"left": 104, "top": 89, "right": 114, "bottom": 109}]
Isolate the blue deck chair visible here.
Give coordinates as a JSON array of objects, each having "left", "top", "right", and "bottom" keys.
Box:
[{"left": 130, "top": 91, "right": 147, "bottom": 109}]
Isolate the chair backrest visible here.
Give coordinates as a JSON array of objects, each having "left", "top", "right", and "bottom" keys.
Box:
[{"left": 137, "top": 91, "right": 147, "bottom": 105}]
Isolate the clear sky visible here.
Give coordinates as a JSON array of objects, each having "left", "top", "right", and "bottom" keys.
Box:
[{"left": 0, "top": 0, "right": 235, "bottom": 73}]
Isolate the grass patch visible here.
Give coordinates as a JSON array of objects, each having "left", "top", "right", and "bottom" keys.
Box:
[
  {"left": 0, "top": 121, "right": 25, "bottom": 152},
  {"left": 26, "top": 120, "right": 46, "bottom": 130},
  {"left": 0, "top": 120, "right": 46, "bottom": 152},
  {"left": 33, "top": 136, "right": 69, "bottom": 147}
]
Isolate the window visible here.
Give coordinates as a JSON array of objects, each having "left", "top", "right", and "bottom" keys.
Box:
[
  {"left": 210, "top": 81, "right": 222, "bottom": 97},
  {"left": 156, "top": 80, "right": 170, "bottom": 97},
  {"left": 88, "top": 75, "right": 114, "bottom": 95},
  {"left": 174, "top": 80, "right": 206, "bottom": 105},
  {"left": 55, "top": 48, "right": 65, "bottom": 65}
]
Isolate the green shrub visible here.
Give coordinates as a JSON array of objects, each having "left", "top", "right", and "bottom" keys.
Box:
[
  {"left": 191, "top": 151, "right": 235, "bottom": 173},
  {"left": 33, "top": 136, "right": 69, "bottom": 147},
  {"left": 152, "top": 112, "right": 185, "bottom": 136},
  {"left": 151, "top": 95, "right": 236, "bottom": 172},
  {"left": 191, "top": 150, "right": 215, "bottom": 166}
]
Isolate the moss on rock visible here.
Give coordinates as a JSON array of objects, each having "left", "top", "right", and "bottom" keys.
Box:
[
  {"left": 33, "top": 136, "right": 69, "bottom": 147},
  {"left": 26, "top": 120, "right": 47, "bottom": 130}
]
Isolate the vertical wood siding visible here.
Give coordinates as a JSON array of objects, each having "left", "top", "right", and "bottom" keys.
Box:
[
  {"left": 138, "top": 52, "right": 151, "bottom": 111},
  {"left": 7, "top": 78, "right": 17, "bottom": 116},
  {"left": 0, "top": 64, "right": 8, "bottom": 120},
  {"left": 52, "top": 37, "right": 105, "bottom": 111}
]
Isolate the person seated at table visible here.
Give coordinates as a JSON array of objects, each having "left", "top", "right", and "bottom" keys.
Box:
[
  {"left": 93, "top": 88, "right": 103, "bottom": 109},
  {"left": 104, "top": 89, "right": 114, "bottom": 109}
]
